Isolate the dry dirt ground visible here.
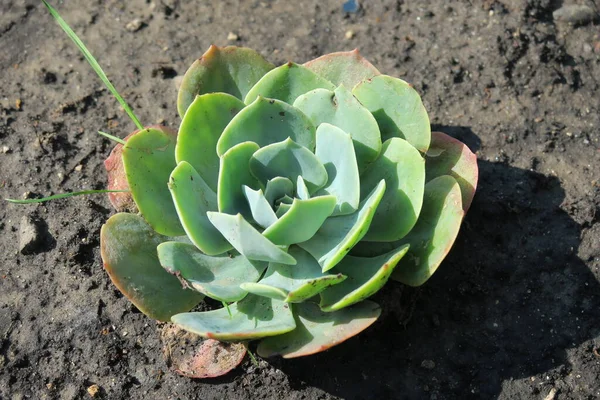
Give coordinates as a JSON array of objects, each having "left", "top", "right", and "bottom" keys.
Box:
[{"left": 1, "top": 0, "right": 599, "bottom": 399}]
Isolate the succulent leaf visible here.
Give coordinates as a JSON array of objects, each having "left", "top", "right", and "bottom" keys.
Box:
[
  {"left": 294, "top": 85, "right": 381, "bottom": 172},
  {"left": 426, "top": 131, "right": 479, "bottom": 211},
  {"left": 243, "top": 186, "right": 278, "bottom": 229},
  {"left": 217, "top": 96, "right": 316, "bottom": 156},
  {"left": 157, "top": 241, "right": 266, "bottom": 302},
  {"left": 278, "top": 195, "right": 295, "bottom": 205},
  {"left": 262, "top": 196, "right": 337, "bottom": 245},
  {"left": 249, "top": 138, "right": 328, "bottom": 193},
  {"left": 176, "top": 93, "right": 245, "bottom": 192},
  {"left": 360, "top": 138, "right": 425, "bottom": 242},
  {"left": 241, "top": 246, "right": 346, "bottom": 303},
  {"left": 314, "top": 123, "right": 360, "bottom": 216},
  {"left": 245, "top": 62, "right": 336, "bottom": 105},
  {"left": 319, "top": 244, "right": 409, "bottom": 311},
  {"left": 303, "top": 49, "right": 380, "bottom": 89},
  {"left": 100, "top": 213, "right": 203, "bottom": 322},
  {"left": 218, "top": 142, "right": 261, "bottom": 219},
  {"left": 169, "top": 161, "right": 232, "bottom": 255},
  {"left": 298, "top": 179, "right": 386, "bottom": 272},
  {"left": 257, "top": 300, "right": 381, "bottom": 358},
  {"left": 296, "top": 176, "right": 310, "bottom": 200},
  {"left": 207, "top": 212, "right": 296, "bottom": 265},
  {"left": 276, "top": 203, "right": 292, "bottom": 218},
  {"left": 264, "top": 177, "right": 294, "bottom": 205},
  {"left": 391, "top": 175, "right": 464, "bottom": 286},
  {"left": 353, "top": 75, "right": 431, "bottom": 153},
  {"left": 122, "top": 126, "right": 185, "bottom": 236},
  {"left": 171, "top": 294, "right": 296, "bottom": 340},
  {"left": 178, "top": 45, "right": 274, "bottom": 117}
]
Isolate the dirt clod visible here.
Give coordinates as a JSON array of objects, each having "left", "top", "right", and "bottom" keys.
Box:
[{"left": 18, "top": 215, "right": 43, "bottom": 255}]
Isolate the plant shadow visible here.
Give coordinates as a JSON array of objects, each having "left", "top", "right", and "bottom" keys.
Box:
[{"left": 271, "top": 126, "right": 600, "bottom": 398}]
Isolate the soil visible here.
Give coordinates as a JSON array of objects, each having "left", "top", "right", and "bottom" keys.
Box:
[{"left": 1, "top": 0, "right": 599, "bottom": 399}]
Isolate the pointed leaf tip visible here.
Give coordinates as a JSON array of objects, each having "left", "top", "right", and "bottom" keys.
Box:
[{"left": 207, "top": 212, "right": 296, "bottom": 265}]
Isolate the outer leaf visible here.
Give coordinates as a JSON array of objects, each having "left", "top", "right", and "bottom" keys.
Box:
[
  {"left": 122, "top": 126, "right": 184, "bottom": 236},
  {"left": 169, "top": 161, "right": 232, "bottom": 255},
  {"left": 243, "top": 186, "right": 278, "bottom": 229},
  {"left": 171, "top": 295, "right": 296, "bottom": 340},
  {"left": 319, "top": 245, "right": 409, "bottom": 311},
  {"left": 257, "top": 300, "right": 381, "bottom": 358},
  {"left": 249, "top": 138, "right": 328, "bottom": 193},
  {"left": 245, "top": 62, "right": 335, "bottom": 105},
  {"left": 298, "top": 180, "right": 386, "bottom": 272},
  {"left": 303, "top": 49, "right": 380, "bottom": 89},
  {"left": 314, "top": 123, "right": 360, "bottom": 215},
  {"left": 104, "top": 130, "right": 137, "bottom": 212},
  {"left": 391, "top": 175, "right": 464, "bottom": 286},
  {"left": 157, "top": 242, "right": 266, "bottom": 303},
  {"left": 265, "top": 177, "right": 294, "bottom": 205},
  {"left": 425, "top": 131, "right": 478, "bottom": 211},
  {"left": 217, "top": 97, "right": 316, "bottom": 156},
  {"left": 241, "top": 246, "right": 346, "bottom": 303},
  {"left": 176, "top": 93, "right": 245, "bottom": 192},
  {"left": 207, "top": 212, "right": 296, "bottom": 265},
  {"left": 178, "top": 45, "right": 274, "bottom": 117},
  {"left": 161, "top": 324, "right": 246, "bottom": 378},
  {"left": 353, "top": 75, "right": 431, "bottom": 153},
  {"left": 360, "top": 138, "right": 425, "bottom": 242},
  {"left": 262, "top": 195, "right": 336, "bottom": 245},
  {"left": 293, "top": 86, "right": 381, "bottom": 172},
  {"left": 100, "top": 213, "right": 202, "bottom": 322},
  {"left": 218, "top": 142, "right": 261, "bottom": 219}
]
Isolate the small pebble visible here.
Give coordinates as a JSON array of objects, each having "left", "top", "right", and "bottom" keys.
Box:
[
  {"left": 126, "top": 18, "right": 143, "bottom": 32},
  {"left": 345, "top": 30, "right": 355, "bottom": 40},
  {"left": 87, "top": 384, "right": 100, "bottom": 397},
  {"left": 75, "top": 164, "right": 83, "bottom": 172},
  {"left": 343, "top": 0, "right": 359, "bottom": 13},
  {"left": 227, "top": 32, "right": 239, "bottom": 41},
  {"left": 1, "top": 145, "right": 10, "bottom": 153},
  {"left": 543, "top": 387, "right": 557, "bottom": 400},
  {"left": 553, "top": 5, "right": 596, "bottom": 25},
  {"left": 421, "top": 359, "right": 436, "bottom": 369}
]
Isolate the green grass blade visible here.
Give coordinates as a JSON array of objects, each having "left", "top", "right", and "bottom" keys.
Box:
[
  {"left": 42, "top": 1, "right": 144, "bottom": 130},
  {"left": 98, "top": 131, "right": 127, "bottom": 145},
  {"left": 5, "top": 189, "right": 129, "bottom": 204}
]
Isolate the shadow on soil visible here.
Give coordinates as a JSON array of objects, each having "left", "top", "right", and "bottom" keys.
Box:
[{"left": 270, "top": 127, "right": 600, "bottom": 399}]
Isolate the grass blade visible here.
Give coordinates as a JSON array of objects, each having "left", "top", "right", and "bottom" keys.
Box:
[
  {"left": 42, "top": 1, "right": 144, "bottom": 130},
  {"left": 98, "top": 131, "right": 127, "bottom": 145},
  {"left": 6, "top": 189, "right": 129, "bottom": 204}
]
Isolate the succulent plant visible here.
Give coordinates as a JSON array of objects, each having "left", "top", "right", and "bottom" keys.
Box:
[
  {"left": 102, "top": 44, "right": 479, "bottom": 360},
  {"left": 15, "top": 2, "right": 478, "bottom": 378}
]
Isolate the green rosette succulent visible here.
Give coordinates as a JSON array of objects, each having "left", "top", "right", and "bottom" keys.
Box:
[{"left": 100, "top": 45, "right": 479, "bottom": 360}]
